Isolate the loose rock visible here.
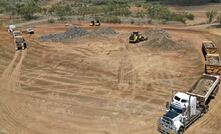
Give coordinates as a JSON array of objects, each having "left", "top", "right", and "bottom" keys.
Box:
[
  {"left": 39, "top": 27, "right": 117, "bottom": 42},
  {"left": 142, "top": 28, "right": 179, "bottom": 51},
  {"left": 39, "top": 26, "right": 87, "bottom": 42}
]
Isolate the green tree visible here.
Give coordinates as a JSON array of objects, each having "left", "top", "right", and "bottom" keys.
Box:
[
  {"left": 17, "top": 0, "right": 41, "bottom": 20},
  {"left": 49, "top": 3, "right": 72, "bottom": 19},
  {"left": 0, "top": 0, "right": 18, "bottom": 19},
  {"left": 217, "top": 14, "right": 221, "bottom": 26},
  {"left": 206, "top": 10, "right": 217, "bottom": 23},
  {"left": 147, "top": 5, "right": 172, "bottom": 20}
]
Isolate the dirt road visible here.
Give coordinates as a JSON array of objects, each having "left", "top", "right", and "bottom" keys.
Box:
[{"left": 0, "top": 24, "right": 220, "bottom": 134}]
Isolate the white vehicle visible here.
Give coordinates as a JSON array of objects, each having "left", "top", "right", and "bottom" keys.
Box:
[
  {"left": 8, "top": 25, "right": 16, "bottom": 33},
  {"left": 26, "top": 28, "right": 34, "bottom": 34},
  {"left": 158, "top": 74, "right": 220, "bottom": 134}
]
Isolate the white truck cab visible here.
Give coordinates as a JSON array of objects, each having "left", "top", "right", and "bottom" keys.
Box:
[
  {"left": 158, "top": 92, "right": 197, "bottom": 134},
  {"left": 172, "top": 92, "right": 197, "bottom": 117},
  {"left": 8, "top": 25, "right": 16, "bottom": 33}
]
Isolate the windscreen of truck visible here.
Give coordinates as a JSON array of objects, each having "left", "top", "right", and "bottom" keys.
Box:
[
  {"left": 170, "top": 105, "right": 183, "bottom": 114},
  {"left": 174, "top": 96, "right": 180, "bottom": 101}
]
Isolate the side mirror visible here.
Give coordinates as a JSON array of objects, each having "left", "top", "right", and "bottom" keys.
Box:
[{"left": 166, "top": 102, "right": 170, "bottom": 109}]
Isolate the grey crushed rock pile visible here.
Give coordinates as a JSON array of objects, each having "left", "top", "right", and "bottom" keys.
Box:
[
  {"left": 191, "top": 78, "right": 214, "bottom": 96},
  {"left": 142, "top": 28, "right": 179, "bottom": 50},
  {"left": 206, "top": 56, "right": 221, "bottom": 65},
  {"left": 39, "top": 27, "right": 87, "bottom": 42},
  {"left": 204, "top": 43, "right": 214, "bottom": 48},
  {"left": 39, "top": 27, "right": 117, "bottom": 42}
]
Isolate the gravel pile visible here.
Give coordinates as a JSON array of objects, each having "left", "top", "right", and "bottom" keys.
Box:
[
  {"left": 142, "top": 28, "right": 179, "bottom": 50},
  {"left": 39, "top": 26, "right": 87, "bottom": 42},
  {"left": 206, "top": 56, "right": 221, "bottom": 65},
  {"left": 191, "top": 78, "right": 214, "bottom": 96},
  {"left": 204, "top": 42, "right": 215, "bottom": 48},
  {"left": 39, "top": 27, "right": 117, "bottom": 42},
  {"left": 89, "top": 28, "right": 117, "bottom": 35}
]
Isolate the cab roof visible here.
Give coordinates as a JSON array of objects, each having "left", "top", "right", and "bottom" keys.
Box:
[
  {"left": 15, "top": 36, "right": 23, "bottom": 39},
  {"left": 175, "top": 92, "right": 190, "bottom": 100},
  {"left": 13, "top": 31, "right": 21, "bottom": 33}
]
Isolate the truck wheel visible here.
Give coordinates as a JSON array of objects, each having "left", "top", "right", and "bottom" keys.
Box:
[
  {"left": 178, "top": 127, "right": 184, "bottom": 134},
  {"left": 204, "top": 105, "right": 209, "bottom": 113}
]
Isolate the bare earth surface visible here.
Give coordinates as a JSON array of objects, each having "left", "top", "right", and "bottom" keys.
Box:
[{"left": 0, "top": 23, "right": 221, "bottom": 134}]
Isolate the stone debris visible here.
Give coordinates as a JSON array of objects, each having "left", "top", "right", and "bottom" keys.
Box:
[
  {"left": 207, "top": 56, "right": 220, "bottom": 65},
  {"left": 142, "top": 28, "right": 179, "bottom": 50},
  {"left": 39, "top": 27, "right": 117, "bottom": 42}
]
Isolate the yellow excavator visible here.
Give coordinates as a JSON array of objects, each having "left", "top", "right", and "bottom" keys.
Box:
[{"left": 129, "top": 32, "right": 147, "bottom": 43}]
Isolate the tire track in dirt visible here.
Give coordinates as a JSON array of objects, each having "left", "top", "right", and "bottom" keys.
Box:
[
  {"left": 0, "top": 51, "right": 20, "bottom": 133},
  {"left": 0, "top": 50, "right": 42, "bottom": 134},
  {"left": 0, "top": 51, "right": 25, "bottom": 133}
]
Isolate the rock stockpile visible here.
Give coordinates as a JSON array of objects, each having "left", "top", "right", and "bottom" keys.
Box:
[
  {"left": 39, "top": 27, "right": 117, "bottom": 42},
  {"left": 39, "top": 27, "right": 87, "bottom": 42},
  {"left": 142, "top": 28, "right": 179, "bottom": 50}
]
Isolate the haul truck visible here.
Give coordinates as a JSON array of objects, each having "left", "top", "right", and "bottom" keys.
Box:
[
  {"left": 157, "top": 74, "right": 220, "bottom": 134},
  {"left": 14, "top": 36, "right": 27, "bottom": 50}
]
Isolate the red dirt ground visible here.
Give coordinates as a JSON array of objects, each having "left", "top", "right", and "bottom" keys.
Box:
[{"left": 0, "top": 22, "right": 221, "bottom": 134}]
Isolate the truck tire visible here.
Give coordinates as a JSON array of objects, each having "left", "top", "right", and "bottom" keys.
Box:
[
  {"left": 178, "top": 127, "right": 184, "bottom": 134},
  {"left": 211, "top": 85, "right": 219, "bottom": 99},
  {"left": 24, "top": 43, "right": 27, "bottom": 49},
  {"left": 204, "top": 105, "right": 209, "bottom": 113},
  {"left": 205, "top": 65, "right": 207, "bottom": 73}
]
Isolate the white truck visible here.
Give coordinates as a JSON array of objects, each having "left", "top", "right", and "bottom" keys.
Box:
[
  {"left": 8, "top": 25, "right": 16, "bottom": 33},
  {"left": 157, "top": 74, "right": 220, "bottom": 134}
]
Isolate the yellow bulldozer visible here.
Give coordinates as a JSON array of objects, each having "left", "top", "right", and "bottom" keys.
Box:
[
  {"left": 89, "top": 20, "right": 100, "bottom": 26},
  {"left": 129, "top": 32, "right": 147, "bottom": 43}
]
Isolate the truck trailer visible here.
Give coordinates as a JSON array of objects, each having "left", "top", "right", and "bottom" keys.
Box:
[
  {"left": 157, "top": 74, "right": 220, "bottom": 134},
  {"left": 205, "top": 54, "right": 221, "bottom": 74},
  {"left": 202, "top": 41, "right": 218, "bottom": 58}
]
